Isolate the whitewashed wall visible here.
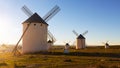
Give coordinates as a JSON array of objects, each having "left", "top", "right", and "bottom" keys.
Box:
[
  {"left": 22, "top": 23, "right": 48, "bottom": 54},
  {"left": 76, "top": 39, "right": 85, "bottom": 49}
]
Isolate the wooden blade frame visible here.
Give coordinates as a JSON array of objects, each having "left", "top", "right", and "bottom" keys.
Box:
[
  {"left": 72, "top": 30, "right": 79, "bottom": 36},
  {"left": 48, "top": 30, "right": 56, "bottom": 43},
  {"left": 82, "top": 30, "right": 88, "bottom": 36},
  {"left": 21, "top": 5, "right": 34, "bottom": 17},
  {"left": 43, "top": 5, "right": 60, "bottom": 22}
]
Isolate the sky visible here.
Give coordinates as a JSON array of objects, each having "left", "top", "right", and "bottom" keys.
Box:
[{"left": 0, "top": 0, "right": 120, "bottom": 45}]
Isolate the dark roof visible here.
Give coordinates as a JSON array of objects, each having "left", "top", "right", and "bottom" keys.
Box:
[
  {"left": 66, "top": 43, "right": 69, "bottom": 46},
  {"left": 77, "top": 34, "right": 85, "bottom": 39},
  {"left": 23, "top": 13, "right": 48, "bottom": 25},
  {"left": 48, "top": 40, "right": 53, "bottom": 43}
]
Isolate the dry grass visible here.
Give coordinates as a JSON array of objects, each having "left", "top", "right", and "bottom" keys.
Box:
[{"left": 0, "top": 45, "right": 120, "bottom": 68}]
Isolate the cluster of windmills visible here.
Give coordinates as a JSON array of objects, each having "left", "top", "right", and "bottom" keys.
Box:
[{"left": 12, "top": 5, "right": 110, "bottom": 55}]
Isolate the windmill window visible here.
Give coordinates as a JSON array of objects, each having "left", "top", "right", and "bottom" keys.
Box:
[
  {"left": 27, "top": 24, "right": 30, "bottom": 26},
  {"left": 41, "top": 24, "right": 42, "bottom": 26},
  {"left": 34, "top": 24, "right": 36, "bottom": 26}
]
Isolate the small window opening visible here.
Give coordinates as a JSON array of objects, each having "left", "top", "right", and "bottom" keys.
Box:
[
  {"left": 27, "top": 24, "right": 30, "bottom": 26},
  {"left": 41, "top": 24, "right": 42, "bottom": 26},
  {"left": 34, "top": 24, "right": 36, "bottom": 26}
]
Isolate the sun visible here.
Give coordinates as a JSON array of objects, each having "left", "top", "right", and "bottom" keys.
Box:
[{"left": 0, "top": 15, "right": 14, "bottom": 44}]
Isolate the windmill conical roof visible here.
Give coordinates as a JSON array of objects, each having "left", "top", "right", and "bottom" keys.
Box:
[
  {"left": 48, "top": 40, "right": 53, "bottom": 43},
  {"left": 23, "top": 13, "right": 48, "bottom": 25},
  {"left": 77, "top": 34, "right": 85, "bottom": 39}
]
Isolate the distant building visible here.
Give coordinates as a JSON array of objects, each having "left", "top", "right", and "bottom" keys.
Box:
[
  {"left": 64, "top": 43, "right": 70, "bottom": 53},
  {"left": 76, "top": 34, "right": 85, "bottom": 49},
  {"left": 47, "top": 40, "right": 53, "bottom": 50},
  {"left": 105, "top": 43, "right": 109, "bottom": 48},
  {"left": 65, "top": 43, "right": 70, "bottom": 50}
]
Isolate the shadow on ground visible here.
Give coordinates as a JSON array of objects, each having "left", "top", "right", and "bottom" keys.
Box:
[{"left": 29, "top": 51, "right": 120, "bottom": 58}]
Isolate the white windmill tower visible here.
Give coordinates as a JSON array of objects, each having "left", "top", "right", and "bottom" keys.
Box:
[
  {"left": 63, "top": 42, "right": 70, "bottom": 53},
  {"left": 64, "top": 41, "right": 70, "bottom": 50},
  {"left": 12, "top": 5, "right": 60, "bottom": 55},
  {"left": 72, "top": 30, "right": 88, "bottom": 49},
  {"left": 102, "top": 41, "right": 110, "bottom": 49}
]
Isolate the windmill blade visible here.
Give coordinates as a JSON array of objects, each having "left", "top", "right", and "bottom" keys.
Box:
[
  {"left": 68, "top": 41, "right": 71, "bottom": 44},
  {"left": 72, "top": 41, "right": 76, "bottom": 46},
  {"left": 63, "top": 41, "right": 66, "bottom": 44},
  {"left": 106, "top": 41, "right": 109, "bottom": 43},
  {"left": 102, "top": 42, "right": 105, "bottom": 44},
  {"left": 72, "top": 30, "right": 79, "bottom": 36},
  {"left": 48, "top": 34, "right": 56, "bottom": 43},
  {"left": 82, "top": 30, "right": 88, "bottom": 36},
  {"left": 21, "top": 5, "right": 34, "bottom": 17},
  {"left": 48, "top": 30, "right": 56, "bottom": 43},
  {"left": 43, "top": 5, "right": 60, "bottom": 22},
  {"left": 47, "top": 33, "right": 53, "bottom": 41},
  {"left": 102, "top": 41, "right": 109, "bottom": 44},
  {"left": 63, "top": 41, "right": 70, "bottom": 44}
]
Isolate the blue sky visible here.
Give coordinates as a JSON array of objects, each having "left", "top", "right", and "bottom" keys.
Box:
[{"left": 0, "top": 0, "right": 120, "bottom": 45}]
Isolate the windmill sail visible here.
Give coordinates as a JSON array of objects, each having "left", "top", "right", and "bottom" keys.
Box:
[
  {"left": 82, "top": 30, "right": 88, "bottom": 36},
  {"left": 21, "top": 5, "right": 34, "bottom": 17},
  {"left": 72, "top": 30, "right": 79, "bottom": 36},
  {"left": 43, "top": 5, "right": 60, "bottom": 22},
  {"left": 48, "top": 30, "right": 56, "bottom": 43}
]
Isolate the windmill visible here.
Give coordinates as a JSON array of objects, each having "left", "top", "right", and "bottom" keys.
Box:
[
  {"left": 102, "top": 41, "right": 110, "bottom": 49},
  {"left": 63, "top": 41, "right": 70, "bottom": 49},
  {"left": 22, "top": 5, "right": 58, "bottom": 43},
  {"left": 63, "top": 41, "right": 70, "bottom": 53},
  {"left": 12, "top": 5, "right": 60, "bottom": 55},
  {"left": 72, "top": 30, "right": 88, "bottom": 49}
]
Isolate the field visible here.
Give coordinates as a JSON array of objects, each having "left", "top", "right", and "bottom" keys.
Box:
[{"left": 0, "top": 45, "right": 120, "bottom": 68}]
